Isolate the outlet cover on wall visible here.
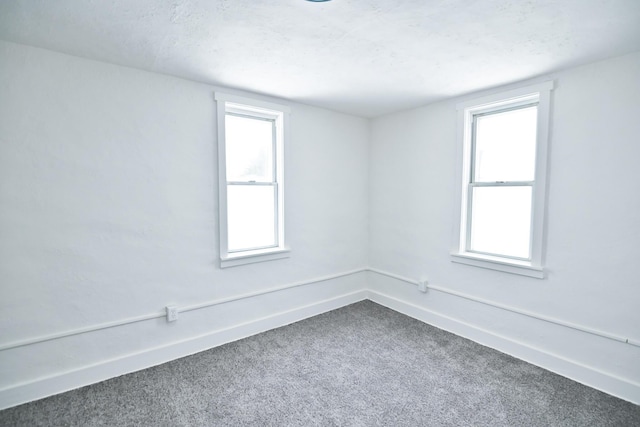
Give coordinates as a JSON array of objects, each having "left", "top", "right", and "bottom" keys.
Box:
[
  {"left": 166, "top": 306, "right": 178, "bottom": 322},
  {"left": 418, "top": 281, "right": 428, "bottom": 293}
]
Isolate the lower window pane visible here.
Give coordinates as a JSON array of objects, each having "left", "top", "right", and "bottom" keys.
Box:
[
  {"left": 470, "top": 186, "right": 532, "bottom": 259},
  {"left": 227, "top": 185, "right": 276, "bottom": 252}
]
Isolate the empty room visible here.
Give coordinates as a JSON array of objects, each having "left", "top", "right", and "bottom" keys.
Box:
[{"left": 1, "top": 0, "right": 639, "bottom": 425}]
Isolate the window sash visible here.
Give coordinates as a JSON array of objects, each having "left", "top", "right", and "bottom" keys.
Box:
[
  {"left": 465, "top": 182, "right": 534, "bottom": 261},
  {"left": 225, "top": 112, "right": 277, "bottom": 184},
  {"left": 226, "top": 182, "right": 280, "bottom": 253},
  {"left": 470, "top": 103, "right": 538, "bottom": 184}
]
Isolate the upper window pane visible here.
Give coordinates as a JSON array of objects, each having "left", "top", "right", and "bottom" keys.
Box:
[
  {"left": 473, "top": 105, "right": 537, "bottom": 182},
  {"left": 225, "top": 114, "right": 274, "bottom": 182}
]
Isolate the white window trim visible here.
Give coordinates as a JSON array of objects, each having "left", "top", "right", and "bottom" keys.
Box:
[
  {"left": 451, "top": 81, "right": 554, "bottom": 279},
  {"left": 215, "top": 92, "right": 291, "bottom": 268}
]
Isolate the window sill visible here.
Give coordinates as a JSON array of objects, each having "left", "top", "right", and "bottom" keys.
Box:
[
  {"left": 450, "top": 252, "right": 544, "bottom": 279},
  {"left": 220, "top": 248, "right": 290, "bottom": 268}
]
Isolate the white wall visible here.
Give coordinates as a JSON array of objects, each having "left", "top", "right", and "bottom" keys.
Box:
[
  {"left": 1, "top": 38, "right": 639, "bottom": 408},
  {"left": 0, "top": 40, "right": 369, "bottom": 408},
  {"left": 368, "top": 51, "right": 640, "bottom": 402}
]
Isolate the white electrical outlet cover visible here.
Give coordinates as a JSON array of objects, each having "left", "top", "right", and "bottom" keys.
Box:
[{"left": 166, "top": 306, "right": 178, "bottom": 322}]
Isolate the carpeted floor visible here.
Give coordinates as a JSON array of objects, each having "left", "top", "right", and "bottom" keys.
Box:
[{"left": 1, "top": 300, "right": 638, "bottom": 426}]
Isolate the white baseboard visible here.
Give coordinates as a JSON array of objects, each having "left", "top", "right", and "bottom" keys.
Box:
[
  {"left": 3, "top": 284, "right": 638, "bottom": 410},
  {"left": 0, "top": 290, "right": 367, "bottom": 411},
  {"left": 367, "top": 290, "right": 640, "bottom": 405}
]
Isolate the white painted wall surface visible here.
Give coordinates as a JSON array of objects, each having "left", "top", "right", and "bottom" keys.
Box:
[
  {"left": 369, "top": 52, "right": 640, "bottom": 402},
  {"left": 1, "top": 37, "right": 639, "bottom": 408},
  {"left": 0, "top": 41, "right": 369, "bottom": 407}
]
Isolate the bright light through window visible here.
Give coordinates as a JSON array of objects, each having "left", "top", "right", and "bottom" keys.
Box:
[
  {"left": 468, "top": 105, "right": 538, "bottom": 260},
  {"left": 225, "top": 115, "right": 273, "bottom": 182},
  {"left": 225, "top": 114, "right": 277, "bottom": 252},
  {"left": 474, "top": 106, "right": 537, "bottom": 182},
  {"left": 227, "top": 184, "right": 276, "bottom": 251},
  {"left": 470, "top": 186, "right": 532, "bottom": 258}
]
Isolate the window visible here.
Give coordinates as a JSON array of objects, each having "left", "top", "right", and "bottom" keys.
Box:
[
  {"left": 215, "top": 93, "right": 290, "bottom": 268},
  {"left": 451, "top": 82, "right": 553, "bottom": 278}
]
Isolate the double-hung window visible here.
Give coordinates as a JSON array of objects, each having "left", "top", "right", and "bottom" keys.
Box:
[
  {"left": 215, "top": 93, "right": 290, "bottom": 268},
  {"left": 452, "top": 82, "right": 553, "bottom": 278}
]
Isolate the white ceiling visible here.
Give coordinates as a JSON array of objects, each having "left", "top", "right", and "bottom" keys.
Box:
[{"left": 1, "top": 0, "right": 639, "bottom": 117}]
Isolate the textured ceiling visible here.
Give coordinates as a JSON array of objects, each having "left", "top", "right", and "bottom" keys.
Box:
[{"left": 1, "top": 0, "right": 639, "bottom": 117}]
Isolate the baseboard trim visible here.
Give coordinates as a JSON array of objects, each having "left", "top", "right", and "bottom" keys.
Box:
[
  {"left": 0, "top": 268, "right": 367, "bottom": 352},
  {"left": 0, "top": 290, "right": 367, "bottom": 411},
  {"left": 367, "top": 289, "right": 640, "bottom": 405},
  {"left": 367, "top": 268, "right": 637, "bottom": 347},
  {"left": 3, "top": 284, "right": 638, "bottom": 410}
]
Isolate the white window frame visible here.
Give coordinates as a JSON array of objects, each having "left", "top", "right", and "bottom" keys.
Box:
[
  {"left": 215, "top": 92, "right": 290, "bottom": 268},
  {"left": 451, "top": 81, "right": 553, "bottom": 279}
]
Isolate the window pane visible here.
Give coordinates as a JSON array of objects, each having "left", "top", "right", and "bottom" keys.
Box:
[
  {"left": 227, "top": 185, "right": 276, "bottom": 251},
  {"left": 470, "top": 186, "right": 532, "bottom": 259},
  {"left": 225, "top": 114, "right": 274, "bottom": 182},
  {"left": 474, "top": 106, "right": 537, "bottom": 182}
]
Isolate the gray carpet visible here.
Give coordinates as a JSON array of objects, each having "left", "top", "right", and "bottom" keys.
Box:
[{"left": 1, "top": 300, "right": 638, "bottom": 426}]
